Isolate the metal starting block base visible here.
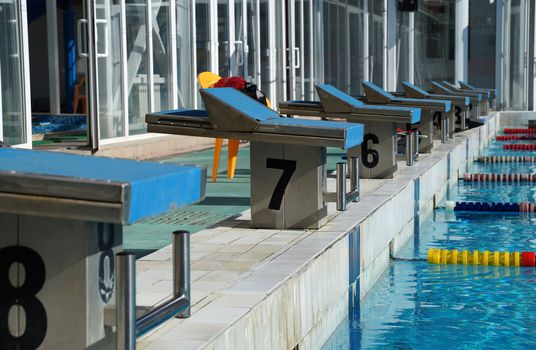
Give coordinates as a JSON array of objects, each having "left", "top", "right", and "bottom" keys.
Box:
[{"left": 0, "top": 148, "right": 205, "bottom": 349}]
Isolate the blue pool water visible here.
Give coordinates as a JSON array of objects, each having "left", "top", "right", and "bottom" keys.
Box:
[
  {"left": 322, "top": 138, "right": 536, "bottom": 349},
  {"left": 32, "top": 114, "right": 87, "bottom": 134}
]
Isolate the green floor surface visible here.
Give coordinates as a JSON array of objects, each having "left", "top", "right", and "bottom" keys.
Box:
[{"left": 123, "top": 145, "right": 346, "bottom": 258}]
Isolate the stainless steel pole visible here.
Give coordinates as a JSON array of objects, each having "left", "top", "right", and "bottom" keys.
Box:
[
  {"left": 173, "top": 230, "right": 190, "bottom": 318},
  {"left": 336, "top": 162, "right": 347, "bottom": 211},
  {"left": 116, "top": 252, "right": 136, "bottom": 350},
  {"left": 406, "top": 132, "right": 414, "bottom": 166},
  {"left": 349, "top": 156, "right": 359, "bottom": 202}
]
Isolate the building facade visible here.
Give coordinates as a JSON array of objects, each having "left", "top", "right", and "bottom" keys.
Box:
[{"left": 0, "top": 0, "right": 534, "bottom": 149}]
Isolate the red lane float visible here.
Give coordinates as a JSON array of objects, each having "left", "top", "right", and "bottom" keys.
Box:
[
  {"left": 463, "top": 173, "right": 536, "bottom": 182},
  {"left": 504, "top": 128, "right": 536, "bottom": 134},
  {"left": 496, "top": 135, "right": 536, "bottom": 141},
  {"left": 477, "top": 156, "right": 536, "bottom": 163},
  {"left": 503, "top": 144, "right": 536, "bottom": 151},
  {"left": 521, "top": 252, "right": 536, "bottom": 267}
]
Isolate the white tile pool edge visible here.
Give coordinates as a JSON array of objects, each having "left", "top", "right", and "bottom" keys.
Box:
[{"left": 138, "top": 113, "right": 502, "bottom": 350}]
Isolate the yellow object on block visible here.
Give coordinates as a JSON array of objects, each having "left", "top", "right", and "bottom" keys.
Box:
[
  {"left": 197, "top": 72, "right": 240, "bottom": 183},
  {"left": 197, "top": 71, "right": 271, "bottom": 183}
]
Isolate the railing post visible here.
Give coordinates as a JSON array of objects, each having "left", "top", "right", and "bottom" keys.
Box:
[
  {"left": 349, "top": 156, "right": 359, "bottom": 202},
  {"left": 116, "top": 252, "right": 136, "bottom": 350},
  {"left": 336, "top": 162, "right": 347, "bottom": 211},
  {"left": 173, "top": 230, "right": 190, "bottom": 318},
  {"left": 406, "top": 131, "right": 414, "bottom": 166}
]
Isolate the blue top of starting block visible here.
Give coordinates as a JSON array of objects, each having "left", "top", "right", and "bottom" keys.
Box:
[
  {"left": 202, "top": 87, "right": 280, "bottom": 121},
  {"left": 362, "top": 81, "right": 396, "bottom": 100},
  {"left": 317, "top": 84, "right": 365, "bottom": 107},
  {"left": 262, "top": 117, "right": 364, "bottom": 149},
  {"left": 402, "top": 81, "right": 429, "bottom": 96},
  {"left": 0, "top": 148, "right": 205, "bottom": 224}
]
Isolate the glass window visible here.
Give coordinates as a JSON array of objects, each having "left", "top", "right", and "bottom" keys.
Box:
[
  {"left": 468, "top": 0, "right": 496, "bottom": 90},
  {"left": 196, "top": 1, "right": 210, "bottom": 75},
  {"left": 0, "top": 0, "right": 25, "bottom": 145},
  {"left": 414, "top": 0, "right": 455, "bottom": 90},
  {"left": 396, "top": 11, "right": 410, "bottom": 90},
  {"left": 176, "top": 0, "right": 193, "bottom": 108},
  {"left": 152, "top": 0, "right": 171, "bottom": 111},
  {"left": 126, "top": 0, "right": 148, "bottom": 135},
  {"left": 97, "top": 0, "right": 124, "bottom": 139},
  {"left": 323, "top": 0, "right": 364, "bottom": 94},
  {"left": 369, "top": 0, "right": 384, "bottom": 87},
  {"left": 217, "top": 0, "right": 230, "bottom": 76}
]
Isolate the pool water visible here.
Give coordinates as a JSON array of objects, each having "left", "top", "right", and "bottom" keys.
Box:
[{"left": 322, "top": 138, "right": 536, "bottom": 349}]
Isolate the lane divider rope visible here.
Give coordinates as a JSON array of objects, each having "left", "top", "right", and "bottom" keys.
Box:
[
  {"left": 428, "top": 249, "right": 536, "bottom": 267},
  {"left": 504, "top": 128, "right": 536, "bottom": 134},
  {"left": 477, "top": 156, "right": 536, "bottom": 163},
  {"left": 463, "top": 173, "right": 536, "bottom": 182},
  {"left": 496, "top": 135, "right": 536, "bottom": 141},
  {"left": 446, "top": 200, "right": 536, "bottom": 212},
  {"left": 503, "top": 144, "right": 536, "bottom": 150}
]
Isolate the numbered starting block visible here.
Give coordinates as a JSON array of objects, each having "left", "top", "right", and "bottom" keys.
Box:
[
  {"left": 400, "top": 81, "right": 470, "bottom": 135},
  {"left": 359, "top": 81, "right": 450, "bottom": 153},
  {"left": 0, "top": 148, "right": 205, "bottom": 349},
  {"left": 458, "top": 81, "right": 496, "bottom": 111},
  {"left": 146, "top": 87, "right": 363, "bottom": 229},
  {"left": 431, "top": 81, "right": 485, "bottom": 121},
  {"left": 278, "top": 84, "right": 421, "bottom": 179}
]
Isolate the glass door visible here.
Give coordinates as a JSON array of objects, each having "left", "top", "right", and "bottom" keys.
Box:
[
  {"left": 502, "top": 0, "right": 530, "bottom": 110},
  {"left": 81, "top": 0, "right": 124, "bottom": 149},
  {"left": 277, "top": 0, "right": 314, "bottom": 100},
  {"left": 0, "top": 0, "right": 30, "bottom": 147}
]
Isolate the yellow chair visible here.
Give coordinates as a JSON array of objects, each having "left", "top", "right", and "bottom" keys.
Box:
[
  {"left": 197, "top": 72, "right": 271, "bottom": 183},
  {"left": 73, "top": 76, "right": 87, "bottom": 114},
  {"left": 197, "top": 72, "right": 240, "bottom": 183}
]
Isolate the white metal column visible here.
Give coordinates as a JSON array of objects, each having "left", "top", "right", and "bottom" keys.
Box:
[
  {"left": 455, "top": 0, "right": 469, "bottom": 84},
  {"left": 254, "top": 0, "right": 261, "bottom": 86},
  {"left": 0, "top": 53, "right": 3, "bottom": 142},
  {"left": 307, "top": 0, "right": 314, "bottom": 99},
  {"left": 119, "top": 0, "right": 129, "bottom": 137},
  {"left": 408, "top": 11, "right": 414, "bottom": 84},
  {"left": 386, "top": 0, "right": 397, "bottom": 90},
  {"left": 363, "top": 0, "right": 369, "bottom": 82},
  {"left": 169, "top": 0, "right": 179, "bottom": 109},
  {"left": 46, "top": 0, "right": 61, "bottom": 114},
  {"left": 146, "top": 0, "right": 154, "bottom": 112},
  {"left": 209, "top": 0, "right": 219, "bottom": 73},
  {"left": 190, "top": 0, "right": 198, "bottom": 108},
  {"left": 523, "top": 0, "right": 529, "bottom": 109},
  {"left": 228, "top": 0, "right": 236, "bottom": 75},
  {"left": 21, "top": 0, "right": 32, "bottom": 147},
  {"left": 382, "top": 0, "right": 387, "bottom": 88},
  {"left": 268, "top": 0, "right": 277, "bottom": 103},
  {"left": 495, "top": 0, "right": 504, "bottom": 108}
]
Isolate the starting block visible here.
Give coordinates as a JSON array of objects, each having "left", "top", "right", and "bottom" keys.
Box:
[
  {"left": 278, "top": 84, "right": 421, "bottom": 179},
  {"left": 359, "top": 81, "right": 450, "bottom": 153},
  {"left": 147, "top": 87, "right": 364, "bottom": 229},
  {"left": 401, "top": 81, "right": 470, "bottom": 135},
  {"left": 458, "top": 81, "right": 496, "bottom": 110},
  {"left": 0, "top": 148, "right": 205, "bottom": 349},
  {"left": 431, "top": 81, "right": 484, "bottom": 121}
]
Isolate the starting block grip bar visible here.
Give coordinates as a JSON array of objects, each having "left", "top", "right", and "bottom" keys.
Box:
[{"left": 116, "top": 252, "right": 136, "bottom": 350}]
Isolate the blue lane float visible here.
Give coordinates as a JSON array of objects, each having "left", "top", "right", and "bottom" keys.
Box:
[{"left": 446, "top": 200, "right": 536, "bottom": 212}]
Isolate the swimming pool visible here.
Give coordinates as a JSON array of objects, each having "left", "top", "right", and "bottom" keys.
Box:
[{"left": 322, "top": 139, "right": 536, "bottom": 349}]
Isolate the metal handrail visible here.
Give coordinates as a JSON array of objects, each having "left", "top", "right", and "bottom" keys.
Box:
[{"left": 116, "top": 230, "right": 191, "bottom": 350}]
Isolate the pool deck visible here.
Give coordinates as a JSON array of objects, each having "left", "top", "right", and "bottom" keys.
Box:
[{"left": 135, "top": 114, "right": 499, "bottom": 350}]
